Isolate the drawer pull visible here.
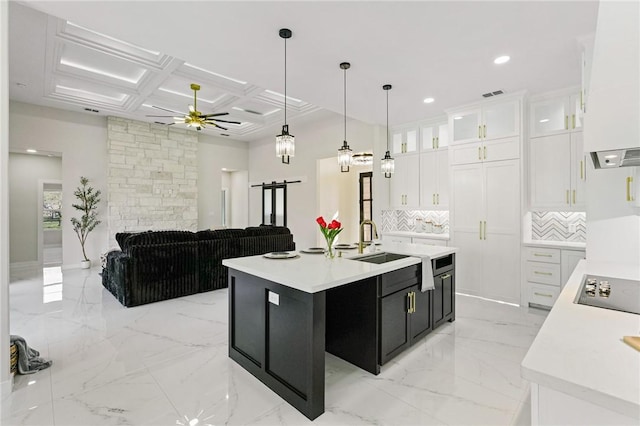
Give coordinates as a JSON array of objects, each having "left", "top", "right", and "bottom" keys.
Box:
[
  {"left": 534, "top": 292, "right": 553, "bottom": 298},
  {"left": 534, "top": 271, "right": 553, "bottom": 276},
  {"left": 533, "top": 253, "right": 552, "bottom": 257},
  {"left": 441, "top": 274, "right": 451, "bottom": 280}
]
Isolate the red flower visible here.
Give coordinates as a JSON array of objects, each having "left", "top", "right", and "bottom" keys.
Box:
[
  {"left": 316, "top": 216, "right": 327, "bottom": 228},
  {"left": 328, "top": 220, "right": 341, "bottom": 230}
]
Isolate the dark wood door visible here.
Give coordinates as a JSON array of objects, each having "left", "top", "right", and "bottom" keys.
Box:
[
  {"left": 379, "top": 288, "right": 411, "bottom": 365},
  {"left": 410, "top": 285, "right": 432, "bottom": 343}
]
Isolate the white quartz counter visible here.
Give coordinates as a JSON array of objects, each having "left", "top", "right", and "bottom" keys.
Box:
[
  {"left": 521, "top": 259, "right": 640, "bottom": 419},
  {"left": 383, "top": 230, "right": 450, "bottom": 240},
  {"left": 223, "top": 243, "right": 456, "bottom": 294},
  {"left": 522, "top": 239, "right": 586, "bottom": 250}
]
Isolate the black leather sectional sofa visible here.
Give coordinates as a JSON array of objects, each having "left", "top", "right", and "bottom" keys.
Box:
[{"left": 101, "top": 226, "right": 294, "bottom": 307}]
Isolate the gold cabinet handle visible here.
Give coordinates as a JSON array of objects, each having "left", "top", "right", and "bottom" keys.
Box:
[
  {"left": 412, "top": 292, "right": 416, "bottom": 313},
  {"left": 478, "top": 146, "right": 482, "bottom": 160},
  {"left": 479, "top": 221, "right": 483, "bottom": 240},
  {"left": 483, "top": 124, "right": 487, "bottom": 138},
  {"left": 436, "top": 136, "right": 439, "bottom": 149},
  {"left": 433, "top": 193, "right": 436, "bottom": 205},
  {"left": 566, "top": 189, "right": 570, "bottom": 204},
  {"left": 572, "top": 114, "right": 576, "bottom": 129},
  {"left": 534, "top": 253, "right": 552, "bottom": 258},
  {"left": 432, "top": 137, "right": 435, "bottom": 149},
  {"left": 407, "top": 292, "right": 412, "bottom": 313},
  {"left": 534, "top": 271, "right": 553, "bottom": 276},
  {"left": 534, "top": 292, "right": 553, "bottom": 298},
  {"left": 627, "top": 176, "right": 634, "bottom": 202},
  {"left": 573, "top": 189, "right": 576, "bottom": 204},
  {"left": 484, "top": 146, "right": 487, "bottom": 159},
  {"left": 565, "top": 115, "right": 568, "bottom": 130},
  {"left": 437, "top": 193, "right": 439, "bottom": 205},
  {"left": 478, "top": 125, "right": 482, "bottom": 139},
  {"left": 580, "top": 160, "right": 584, "bottom": 180},
  {"left": 483, "top": 221, "right": 487, "bottom": 240},
  {"left": 441, "top": 274, "right": 451, "bottom": 280}
]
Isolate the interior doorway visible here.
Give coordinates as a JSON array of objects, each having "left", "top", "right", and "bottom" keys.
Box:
[
  {"left": 359, "top": 172, "right": 373, "bottom": 242},
  {"left": 39, "top": 181, "right": 63, "bottom": 266}
]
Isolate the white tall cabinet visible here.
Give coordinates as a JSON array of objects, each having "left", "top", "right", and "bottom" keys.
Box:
[{"left": 449, "top": 94, "right": 523, "bottom": 304}]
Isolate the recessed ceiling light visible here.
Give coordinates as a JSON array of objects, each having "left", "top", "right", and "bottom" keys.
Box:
[
  {"left": 539, "top": 118, "right": 549, "bottom": 123},
  {"left": 423, "top": 97, "right": 435, "bottom": 104},
  {"left": 604, "top": 154, "right": 618, "bottom": 159},
  {"left": 494, "top": 55, "right": 510, "bottom": 65},
  {"left": 453, "top": 116, "right": 463, "bottom": 120},
  {"left": 221, "top": 168, "right": 228, "bottom": 171},
  {"left": 26, "top": 149, "right": 37, "bottom": 153}
]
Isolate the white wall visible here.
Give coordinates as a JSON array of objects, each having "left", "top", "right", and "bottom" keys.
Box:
[
  {"left": 230, "top": 170, "right": 249, "bottom": 229},
  {"left": 8, "top": 153, "right": 62, "bottom": 264},
  {"left": 197, "top": 134, "right": 248, "bottom": 230},
  {"left": 1, "top": 0, "right": 12, "bottom": 396},
  {"left": 248, "top": 111, "right": 385, "bottom": 249},
  {"left": 9, "top": 101, "right": 108, "bottom": 268}
]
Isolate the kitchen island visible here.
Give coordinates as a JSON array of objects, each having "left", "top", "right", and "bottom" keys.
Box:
[
  {"left": 522, "top": 259, "right": 640, "bottom": 425},
  {"left": 223, "top": 243, "right": 456, "bottom": 420}
]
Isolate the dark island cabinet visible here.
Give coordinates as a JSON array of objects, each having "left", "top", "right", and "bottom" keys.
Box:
[{"left": 433, "top": 254, "right": 456, "bottom": 329}]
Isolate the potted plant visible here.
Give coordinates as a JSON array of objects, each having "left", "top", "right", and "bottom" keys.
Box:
[{"left": 71, "top": 176, "right": 101, "bottom": 269}]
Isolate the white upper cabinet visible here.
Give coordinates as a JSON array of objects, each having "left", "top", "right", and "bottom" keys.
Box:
[
  {"left": 391, "top": 127, "right": 418, "bottom": 155},
  {"left": 449, "top": 97, "right": 521, "bottom": 145},
  {"left": 419, "top": 149, "right": 449, "bottom": 210},
  {"left": 421, "top": 122, "right": 449, "bottom": 151},
  {"left": 389, "top": 154, "right": 420, "bottom": 209},
  {"left": 530, "top": 92, "right": 583, "bottom": 138}
]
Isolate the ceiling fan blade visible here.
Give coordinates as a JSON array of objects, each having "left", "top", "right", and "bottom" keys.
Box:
[
  {"left": 201, "top": 112, "right": 229, "bottom": 117},
  {"left": 211, "top": 123, "right": 228, "bottom": 131},
  {"left": 206, "top": 118, "right": 241, "bottom": 125}
]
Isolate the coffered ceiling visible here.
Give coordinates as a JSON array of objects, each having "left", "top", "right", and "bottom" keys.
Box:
[{"left": 9, "top": 1, "right": 599, "bottom": 141}]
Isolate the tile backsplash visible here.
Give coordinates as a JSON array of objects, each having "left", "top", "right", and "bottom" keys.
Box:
[
  {"left": 531, "top": 211, "right": 586, "bottom": 242},
  {"left": 381, "top": 210, "right": 449, "bottom": 233}
]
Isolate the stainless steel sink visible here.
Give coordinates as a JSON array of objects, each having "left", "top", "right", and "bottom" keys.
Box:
[{"left": 352, "top": 252, "right": 410, "bottom": 264}]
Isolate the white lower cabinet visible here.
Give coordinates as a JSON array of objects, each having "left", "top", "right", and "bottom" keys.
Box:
[
  {"left": 524, "top": 246, "right": 585, "bottom": 309},
  {"left": 451, "top": 159, "right": 521, "bottom": 304}
]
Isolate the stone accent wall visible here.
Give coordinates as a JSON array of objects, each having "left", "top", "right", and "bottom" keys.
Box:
[{"left": 107, "top": 117, "right": 198, "bottom": 247}]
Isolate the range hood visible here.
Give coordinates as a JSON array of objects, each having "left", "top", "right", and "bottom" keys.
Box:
[
  {"left": 584, "top": 1, "right": 639, "bottom": 169},
  {"left": 591, "top": 148, "right": 640, "bottom": 169}
]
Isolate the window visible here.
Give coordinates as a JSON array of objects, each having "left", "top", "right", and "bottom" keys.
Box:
[
  {"left": 43, "top": 189, "right": 62, "bottom": 230},
  {"left": 359, "top": 172, "right": 373, "bottom": 241}
]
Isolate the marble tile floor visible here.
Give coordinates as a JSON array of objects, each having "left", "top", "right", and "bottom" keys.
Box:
[{"left": 2, "top": 267, "right": 548, "bottom": 426}]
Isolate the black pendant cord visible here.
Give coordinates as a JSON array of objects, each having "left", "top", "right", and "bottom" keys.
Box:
[
  {"left": 284, "top": 36, "right": 287, "bottom": 126},
  {"left": 344, "top": 67, "right": 347, "bottom": 142},
  {"left": 386, "top": 89, "right": 389, "bottom": 152}
]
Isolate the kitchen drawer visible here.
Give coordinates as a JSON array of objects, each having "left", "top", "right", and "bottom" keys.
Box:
[
  {"left": 527, "top": 283, "right": 560, "bottom": 308},
  {"left": 380, "top": 264, "right": 420, "bottom": 297},
  {"left": 525, "top": 247, "right": 560, "bottom": 264},
  {"left": 526, "top": 261, "right": 561, "bottom": 286},
  {"left": 411, "top": 237, "right": 447, "bottom": 246},
  {"left": 382, "top": 235, "right": 412, "bottom": 244}
]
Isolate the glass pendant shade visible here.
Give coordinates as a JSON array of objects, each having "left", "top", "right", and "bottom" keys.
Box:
[
  {"left": 338, "top": 141, "right": 353, "bottom": 172},
  {"left": 381, "top": 150, "right": 394, "bottom": 178},
  {"left": 276, "top": 124, "right": 295, "bottom": 164},
  {"left": 352, "top": 152, "right": 373, "bottom": 166}
]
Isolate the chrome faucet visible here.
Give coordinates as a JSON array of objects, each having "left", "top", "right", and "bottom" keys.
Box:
[{"left": 358, "top": 220, "right": 379, "bottom": 254}]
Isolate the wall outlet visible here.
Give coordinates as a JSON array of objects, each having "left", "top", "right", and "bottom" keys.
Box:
[{"left": 568, "top": 223, "right": 577, "bottom": 233}]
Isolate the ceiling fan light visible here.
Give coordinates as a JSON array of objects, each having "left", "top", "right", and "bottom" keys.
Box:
[
  {"left": 352, "top": 152, "right": 373, "bottom": 166},
  {"left": 337, "top": 140, "right": 353, "bottom": 173}
]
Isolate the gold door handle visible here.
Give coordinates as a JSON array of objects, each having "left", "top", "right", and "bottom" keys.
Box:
[
  {"left": 534, "top": 271, "right": 553, "bottom": 276},
  {"left": 484, "top": 146, "right": 487, "bottom": 159},
  {"left": 573, "top": 189, "right": 576, "bottom": 204},
  {"left": 483, "top": 124, "right": 487, "bottom": 139},
  {"left": 627, "top": 176, "right": 634, "bottom": 202},
  {"left": 565, "top": 115, "right": 568, "bottom": 130},
  {"left": 580, "top": 160, "right": 584, "bottom": 180},
  {"left": 534, "top": 253, "right": 552, "bottom": 258},
  {"left": 478, "top": 146, "right": 482, "bottom": 160},
  {"left": 572, "top": 114, "right": 576, "bottom": 129},
  {"left": 534, "top": 292, "right": 553, "bottom": 298},
  {"left": 566, "top": 190, "right": 570, "bottom": 204}
]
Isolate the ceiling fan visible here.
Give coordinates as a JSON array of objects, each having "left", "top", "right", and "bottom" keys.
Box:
[{"left": 146, "top": 83, "right": 241, "bottom": 131}]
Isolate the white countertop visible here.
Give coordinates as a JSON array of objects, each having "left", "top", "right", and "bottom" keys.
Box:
[
  {"left": 223, "top": 242, "right": 456, "bottom": 294},
  {"left": 521, "top": 259, "right": 640, "bottom": 419},
  {"left": 382, "top": 230, "right": 450, "bottom": 240},
  {"left": 522, "top": 239, "right": 586, "bottom": 250}
]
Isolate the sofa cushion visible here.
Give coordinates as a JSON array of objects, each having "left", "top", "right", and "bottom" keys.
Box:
[
  {"left": 196, "top": 229, "right": 247, "bottom": 240},
  {"left": 245, "top": 226, "right": 291, "bottom": 236},
  {"left": 122, "top": 230, "right": 196, "bottom": 250}
]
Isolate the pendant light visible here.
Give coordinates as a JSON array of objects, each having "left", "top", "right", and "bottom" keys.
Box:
[
  {"left": 381, "top": 84, "right": 395, "bottom": 178},
  {"left": 337, "top": 62, "right": 353, "bottom": 173},
  {"left": 276, "top": 28, "right": 294, "bottom": 164}
]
